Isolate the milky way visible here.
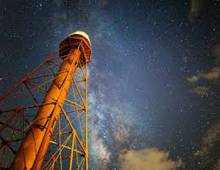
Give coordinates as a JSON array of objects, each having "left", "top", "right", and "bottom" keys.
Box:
[{"left": 0, "top": 0, "right": 220, "bottom": 169}]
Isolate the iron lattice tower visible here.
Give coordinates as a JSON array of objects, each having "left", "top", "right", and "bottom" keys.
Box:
[{"left": 0, "top": 31, "right": 91, "bottom": 169}]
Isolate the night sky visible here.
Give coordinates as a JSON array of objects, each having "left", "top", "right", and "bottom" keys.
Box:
[{"left": 0, "top": 0, "right": 220, "bottom": 169}]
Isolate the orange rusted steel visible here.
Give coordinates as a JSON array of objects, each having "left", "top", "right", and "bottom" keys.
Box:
[{"left": 11, "top": 31, "right": 91, "bottom": 170}]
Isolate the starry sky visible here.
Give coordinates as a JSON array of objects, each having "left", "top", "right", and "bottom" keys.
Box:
[{"left": 0, "top": 0, "right": 220, "bottom": 169}]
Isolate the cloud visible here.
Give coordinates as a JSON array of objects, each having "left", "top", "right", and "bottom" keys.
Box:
[
  {"left": 187, "top": 75, "right": 199, "bottom": 83},
  {"left": 99, "top": 0, "right": 108, "bottom": 8},
  {"left": 188, "top": 43, "right": 220, "bottom": 166},
  {"left": 187, "top": 66, "right": 220, "bottom": 83},
  {"left": 188, "top": 43, "right": 220, "bottom": 84},
  {"left": 213, "top": 44, "right": 220, "bottom": 63},
  {"left": 189, "top": 0, "right": 205, "bottom": 21},
  {"left": 191, "top": 86, "right": 209, "bottom": 96},
  {"left": 119, "top": 148, "right": 183, "bottom": 170},
  {"left": 194, "top": 120, "right": 220, "bottom": 157},
  {"left": 194, "top": 120, "right": 220, "bottom": 169},
  {"left": 214, "top": 159, "right": 220, "bottom": 170}
]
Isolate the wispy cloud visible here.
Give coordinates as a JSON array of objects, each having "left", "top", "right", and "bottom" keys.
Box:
[
  {"left": 187, "top": 66, "right": 220, "bottom": 83},
  {"left": 189, "top": 0, "right": 205, "bottom": 21},
  {"left": 194, "top": 119, "right": 220, "bottom": 169},
  {"left": 188, "top": 42, "right": 220, "bottom": 83},
  {"left": 99, "top": 0, "right": 108, "bottom": 8},
  {"left": 187, "top": 43, "right": 220, "bottom": 96},
  {"left": 194, "top": 120, "right": 220, "bottom": 157},
  {"left": 214, "top": 159, "right": 220, "bottom": 170},
  {"left": 190, "top": 86, "right": 209, "bottom": 96},
  {"left": 213, "top": 44, "right": 220, "bottom": 63},
  {"left": 119, "top": 148, "right": 184, "bottom": 170}
]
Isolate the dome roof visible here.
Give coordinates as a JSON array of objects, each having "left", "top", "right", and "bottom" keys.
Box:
[{"left": 69, "top": 31, "right": 91, "bottom": 45}]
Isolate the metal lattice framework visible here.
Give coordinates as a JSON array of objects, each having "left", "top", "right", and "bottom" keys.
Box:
[{"left": 0, "top": 32, "right": 91, "bottom": 169}]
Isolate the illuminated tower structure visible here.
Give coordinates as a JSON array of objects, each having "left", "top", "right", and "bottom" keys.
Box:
[{"left": 0, "top": 31, "right": 91, "bottom": 169}]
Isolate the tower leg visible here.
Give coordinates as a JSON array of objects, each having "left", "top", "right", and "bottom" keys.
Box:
[{"left": 11, "top": 49, "right": 81, "bottom": 170}]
